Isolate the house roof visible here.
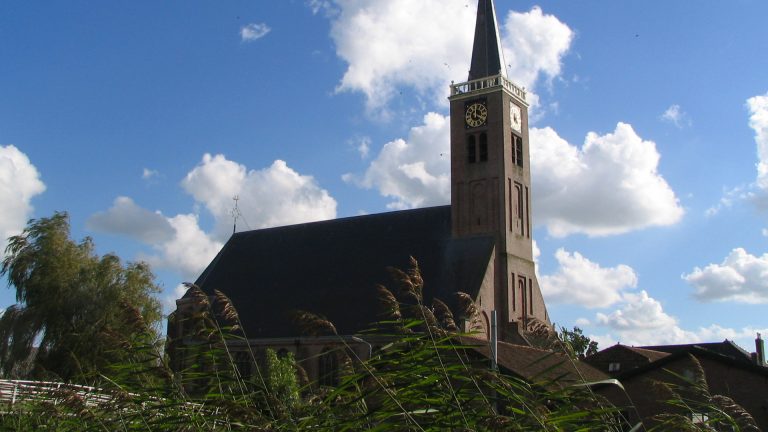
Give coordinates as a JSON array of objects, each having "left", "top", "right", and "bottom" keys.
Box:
[
  {"left": 463, "top": 337, "right": 608, "bottom": 386},
  {"left": 586, "top": 344, "right": 670, "bottom": 364},
  {"left": 190, "top": 206, "right": 495, "bottom": 338},
  {"left": 639, "top": 340, "right": 753, "bottom": 364},
  {"left": 616, "top": 345, "right": 768, "bottom": 381}
]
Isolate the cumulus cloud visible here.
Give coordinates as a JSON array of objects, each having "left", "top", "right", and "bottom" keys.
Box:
[
  {"left": 500, "top": 6, "right": 573, "bottom": 90},
  {"left": 90, "top": 155, "right": 336, "bottom": 279},
  {"left": 330, "top": 0, "right": 473, "bottom": 112},
  {"left": 240, "top": 23, "right": 271, "bottom": 42},
  {"left": 748, "top": 92, "right": 768, "bottom": 189},
  {"left": 87, "top": 197, "right": 221, "bottom": 280},
  {"left": 704, "top": 93, "right": 768, "bottom": 214},
  {"left": 328, "top": 1, "right": 571, "bottom": 113},
  {"left": 87, "top": 197, "right": 174, "bottom": 244},
  {"left": 531, "top": 123, "right": 684, "bottom": 237},
  {"left": 183, "top": 154, "right": 337, "bottom": 238},
  {"left": 660, "top": 104, "right": 689, "bottom": 128},
  {"left": 683, "top": 248, "right": 768, "bottom": 304},
  {"left": 347, "top": 117, "right": 683, "bottom": 236},
  {"left": 343, "top": 112, "right": 450, "bottom": 209},
  {"left": 140, "top": 214, "right": 224, "bottom": 281},
  {"left": 587, "top": 290, "right": 768, "bottom": 346},
  {"left": 596, "top": 291, "right": 676, "bottom": 332},
  {"left": 0, "top": 145, "right": 46, "bottom": 253},
  {"left": 540, "top": 248, "right": 637, "bottom": 308}
]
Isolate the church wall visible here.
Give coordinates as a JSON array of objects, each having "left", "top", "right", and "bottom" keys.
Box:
[{"left": 474, "top": 246, "right": 497, "bottom": 339}]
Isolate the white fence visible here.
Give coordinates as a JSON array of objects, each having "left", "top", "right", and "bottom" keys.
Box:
[{"left": 0, "top": 379, "right": 113, "bottom": 408}]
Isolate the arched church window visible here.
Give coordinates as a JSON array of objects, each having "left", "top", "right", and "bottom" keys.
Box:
[
  {"left": 518, "top": 277, "right": 527, "bottom": 318},
  {"left": 467, "top": 135, "right": 477, "bottom": 164},
  {"left": 318, "top": 348, "right": 338, "bottom": 387},
  {"left": 479, "top": 133, "right": 488, "bottom": 162}
]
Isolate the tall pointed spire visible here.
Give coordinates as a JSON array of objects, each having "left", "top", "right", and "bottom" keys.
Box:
[{"left": 468, "top": 0, "right": 507, "bottom": 81}]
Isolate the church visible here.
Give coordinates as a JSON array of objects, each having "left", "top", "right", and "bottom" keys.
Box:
[{"left": 168, "top": 0, "right": 552, "bottom": 383}]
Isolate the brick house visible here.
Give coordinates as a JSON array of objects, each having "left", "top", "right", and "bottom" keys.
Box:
[{"left": 588, "top": 340, "right": 768, "bottom": 430}]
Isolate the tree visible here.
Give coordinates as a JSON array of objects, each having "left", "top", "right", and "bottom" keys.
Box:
[
  {"left": 558, "top": 326, "right": 598, "bottom": 359},
  {"left": 0, "top": 212, "right": 161, "bottom": 381}
]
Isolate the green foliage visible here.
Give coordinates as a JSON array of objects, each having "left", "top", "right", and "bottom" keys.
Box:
[
  {"left": 0, "top": 212, "right": 162, "bottom": 382},
  {"left": 558, "top": 326, "right": 598, "bottom": 359},
  {"left": 0, "top": 258, "right": 758, "bottom": 431},
  {"left": 266, "top": 348, "right": 300, "bottom": 413}
]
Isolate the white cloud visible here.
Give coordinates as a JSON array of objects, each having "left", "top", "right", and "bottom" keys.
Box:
[
  {"left": 500, "top": 6, "right": 573, "bottom": 90},
  {"left": 748, "top": 92, "right": 768, "bottom": 189},
  {"left": 531, "top": 123, "right": 684, "bottom": 237},
  {"left": 90, "top": 155, "right": 336, "bottom": 280},
  {"left": 704, "top": 92, "right": 768, "bottom": 213},
  {"left": 589, "top": 290, "right": 768, "bottom": 347},
  {"left": 343, "top": 112, "right": 450, "bottom": 209},
  {"left": 140, "top": 214, "right": 223, "bottom": 281},
  {"left": 0, "top": 145, "right": 46, "bottom": 253},
  {"left": 87, "top": 196, "right": 174, "bottom": 244},
  {"left": 328, "top": 2, "right": 571, "bottom": 113},
  {"left": 142, "top": 168, "right": 159, "bottom": 180},
  {"left": 660, "top": 104, "right": 689, "bottom": 128},
  {"left": 330, "top": 0, "right": 473, "bottom": 112},
  {"left": 183, "top": 154, "right": 337, "bottom": 238},
  {"left": 240, "top": 23, "right": 271, "bottom": 42},
  {"left": 86, "top": 197, "right": 221, "bottom": 280},
  {"left": 347, "top": 118, "right": 683, "bottom": 236},
  {"left": 682, "top": 248, "right": 768, "bottom": 304},
  {"left": 540, "top": 248, "right": 637, "bottom": 308},
  {"left": 307, "top": 0, "right": 337, "bottom": 16},
  {"left": 356, "top": 137, "right": 371, "bottom": 159},
  {"left": 705, "top": 184, "right": 749, "bottom": 216},
  {"left": 596, "top": 291, "right": 676, "bottom": 331}
]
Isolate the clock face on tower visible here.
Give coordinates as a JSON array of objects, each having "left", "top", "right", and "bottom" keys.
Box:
[
  {"left": 465, "top": 102, "right": 488, "bottom": 128},
  {"left": 510, "top": 102, "right": 522, "bottom": 133}
]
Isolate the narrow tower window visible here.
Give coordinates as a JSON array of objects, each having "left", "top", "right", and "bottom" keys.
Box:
[
  {"left": 467, "top": 135, "right": 476, "bottom": 164},
  {"left": 514, "top": 136, "right": 524, "bottom": 168},
  {"left": 514, "top": 182, "right": 524, "bottom": 235},
  {"left": 511, "top": 134, "right": 517, "bottom": 165},
  {"left": 510, "top": 274, "right": 516, "bottom": 311},
  {"left": 518, "top": 277, "right": 527, "bottom": 318},
  {"left": 528, "top": 280, "right": 534, "bottom": 315},
  {"left": 479, "top": 133, "right": 488, "bottom": 162}
]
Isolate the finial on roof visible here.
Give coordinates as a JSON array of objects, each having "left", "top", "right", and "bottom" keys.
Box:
[{"left": 468, "top": 0, "right": 507, "bottom": 81}]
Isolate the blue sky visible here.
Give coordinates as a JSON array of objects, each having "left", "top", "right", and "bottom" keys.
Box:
[{"left": 2, "top": 0, "right": 767, "bottom": 351}]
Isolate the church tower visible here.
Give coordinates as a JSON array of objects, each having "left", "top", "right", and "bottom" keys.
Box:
[{"left": 449, "top": 0, "right": 549, "bottom": 342}]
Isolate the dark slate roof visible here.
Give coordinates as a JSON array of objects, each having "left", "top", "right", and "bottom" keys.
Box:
[
  {"left": 639, "top": 340, "right": 753, "bottom": 365},
  {"left": 191, "top": 206, "right": 494, "bottom": 338},
  {"left": 468, "top": 0, "right": 506, "bottom": 81},
  {"left": 615, "top": 345, "right": 768, "bottom": 381}
]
